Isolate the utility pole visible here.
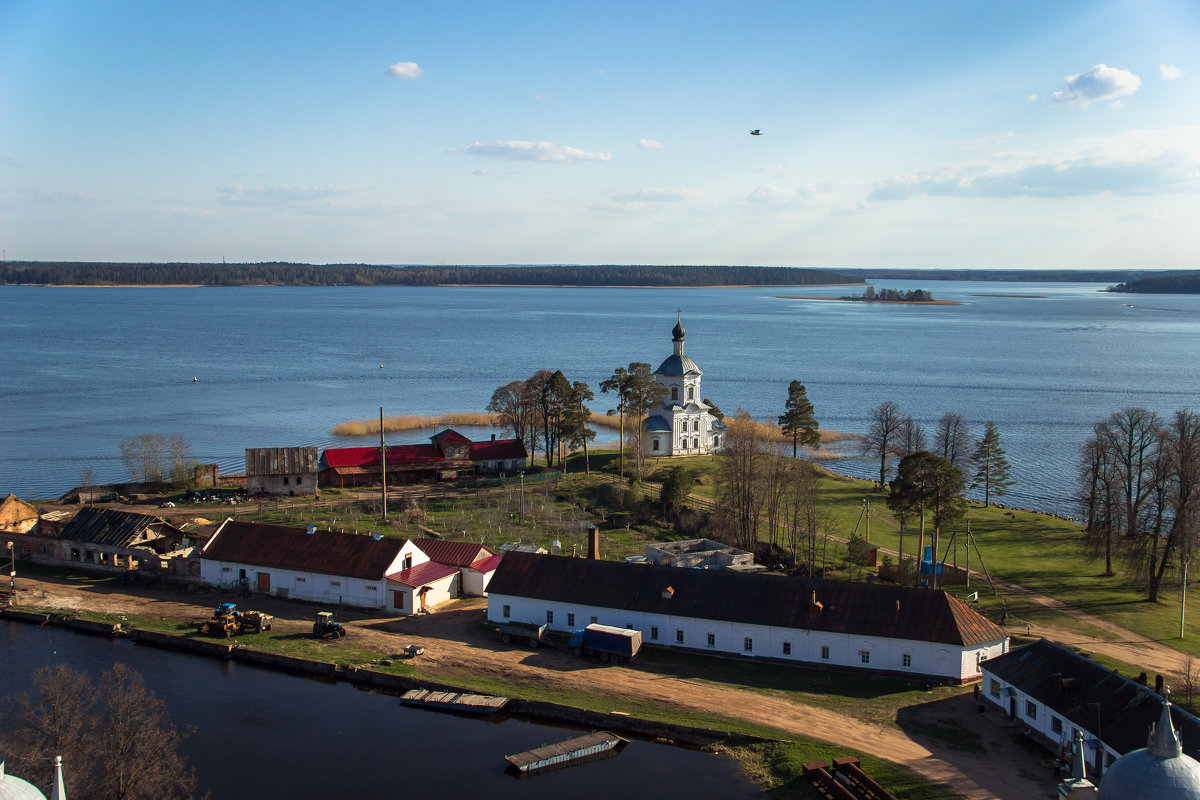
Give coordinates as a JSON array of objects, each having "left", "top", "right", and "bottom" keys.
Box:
[
  {"left": 864, "top": 499, "right": 870, "bottom": 544},
  {"left": 7, "top": 540, "right": 14, "bottom": 594},
  {"left": 380, "top": 407, "right": 387, "bottom": 521},
  {"left": 1183, "top": 555, "right": 1190, "bottom": 640},
  {"left": 965, "top": 516, "right": 971, "bottom": 589}
]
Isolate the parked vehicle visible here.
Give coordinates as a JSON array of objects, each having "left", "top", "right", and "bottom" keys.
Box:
[
  {"left": 312, "top": 611, "right": 346, "bottom": 639},
  {"left": 199, "top": 603, "right": 240, "bottom": 638},
  {"left": 402, "top": 644, "right": 424, "bottom": 658},
  {"left": 496, "top": 620, "right": 548, "bottom": 648},
  {"left": 568, "top": 623, "right": 642, "bottom": 663},
  {"left": 238, "top": 609, "right": 273, "bottom": 633}
]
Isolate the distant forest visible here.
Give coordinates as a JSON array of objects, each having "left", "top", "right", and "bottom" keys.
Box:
[
  {"left": 1107, "top": 272, "right": 1200, "bottom": 294},
  {"left": 0, "top": 262, "right": 856, "bottom": 287}
]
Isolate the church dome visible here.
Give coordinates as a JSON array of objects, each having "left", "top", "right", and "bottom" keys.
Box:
[
  {"left": 1097, "top": 698, "right": 1200, "bottom": 800},
  {"left": 0, "top": 762, "right": 49, "bottom": 800},
  {"left": 655, "top": 354, "right": 700, "bottom": 377},
  {"left": 672, "top": 319, "right": 685, "bottom": 341}
]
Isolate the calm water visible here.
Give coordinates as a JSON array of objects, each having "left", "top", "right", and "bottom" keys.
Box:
[
  {"left": 0, "top": 622, "right": 766, "bottom": 798},
  {"left": 1, "top": 282, "right": 1197, "bottom": 512}
]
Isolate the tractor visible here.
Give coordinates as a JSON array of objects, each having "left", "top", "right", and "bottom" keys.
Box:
[
  {"left": 312, "top": 611, "right": 346, "bottom": 639},
  {"left": 200, "top": 603, "right": 240, "bottom": 637},
  {"left": 238, "top": 609, "right": 273, "bottom": 633}
]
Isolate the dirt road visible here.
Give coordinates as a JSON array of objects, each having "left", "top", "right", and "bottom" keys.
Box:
[{"left": 11, "top": 574, "right": 1058, "bottom": 800}]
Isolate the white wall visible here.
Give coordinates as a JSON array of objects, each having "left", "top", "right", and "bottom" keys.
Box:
[{"left": 487, "top": 592, "right": 1005, "bottom": 682}]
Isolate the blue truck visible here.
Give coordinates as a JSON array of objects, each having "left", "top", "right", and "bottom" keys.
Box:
[{"left": 568, "top": 623, "right": 642, "bottom": 663}]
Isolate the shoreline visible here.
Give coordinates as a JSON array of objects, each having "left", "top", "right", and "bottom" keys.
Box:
[{"left": 13, "top": 281, "right": 869, "bottom": 290}]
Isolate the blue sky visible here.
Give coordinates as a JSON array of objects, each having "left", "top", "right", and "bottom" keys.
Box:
[{"left": 2, "top": 0, "right": 1197, "bottom": 268}]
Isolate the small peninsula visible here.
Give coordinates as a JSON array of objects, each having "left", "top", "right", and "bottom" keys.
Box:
[
  {"left": 1107, "top": 272, "right": 1200, "bottom": 294},
  {"left": 779, "top": 286, "right": 960, "bottom": 305}
]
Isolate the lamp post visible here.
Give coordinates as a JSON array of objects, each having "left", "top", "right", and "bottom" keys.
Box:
[{"left": 1087, "top": 701, "right": 1103, "bottom": 778}]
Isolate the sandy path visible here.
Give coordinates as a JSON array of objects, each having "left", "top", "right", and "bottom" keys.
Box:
[{"left": 10, "top": 576, "right": 1057, "bottom": 799}]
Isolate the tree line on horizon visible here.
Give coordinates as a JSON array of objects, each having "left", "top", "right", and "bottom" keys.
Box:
[
  {"left": 1107, "top": 272, "right": 1200, "bottom": 294},
  {"left": 0, "top": 261, "right": 855, "bottom": 287}
]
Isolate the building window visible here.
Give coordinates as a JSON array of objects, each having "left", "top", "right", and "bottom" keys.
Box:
[
  {"left": 590, "top": 616, "right": 598, "bottom": 624},
  {"left": 743, "top": 637, "right": 753, "bottom": 652},
  {"left": 330, "top": 580, "right": 341, "bottom": 587},
  {"left": 282, "top": 476, "right": 288, "bottom": 485},
  {"left": 546, "top": 610, "right": 554, "bottom": 624},
  {"left": 676, "top": 629, "right": 684, "bottom": 643},
  {"left": 567, "top": 613, "right": 575, "bottom": 627},
  {"left": 1026, "top": 701, "right": 1037, "bottom": 720},
  {"left": 902, "top": 653, "right": 912, "bottom": 668},
  {"left": 366, "top": 585, "right": 376, "bottom": 591},
  {"left": 1051, "top": 716, "right": 1063, "bottom": 734},
  {"left": 782, "top": 641, "right": 791, "bottom": 655},
  {"left": 652, "top": 439, "right": 660, "bottom": 451},
  {"left": 990, "top": 680, "right": 1000, "bottom": 697},
  {"left": 503, "top": 604, "right": 511, "bottom": 618},
  {"left": 707, "top": 633, "right": 716, "bottom": 647},
  {"left": 650, "top": 626, "right": 659, "bottom": 640},
  {"left": 626, "top": 623, "right": 633, "bottom": 629},
  {"left": 671, "top": 387, "right": 678, "bottom": 400},
  {"left": 692, "top": 437, "right": 699, "bottom": 449},
  {"left": 687, "top": 386, "right": 694, "bottom": 400},
  {"left": 821, "top": 645, "right": 830, "bottom": 660},
  {"left": 859, "top": 650, "right": 870, "bottom": 664},
  {"left": 713, "top": 436, "right": 720, "bottom": 447},
  {"left": 222, "top": 566, "right": 232, "bottom": 572},
  {"left": 296, "top": 576, "right": 306, "bottom": 582}
]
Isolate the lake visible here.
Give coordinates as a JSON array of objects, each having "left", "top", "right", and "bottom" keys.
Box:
[
  {"left": 1, "top": 281, "right": 1197, "bottom": 513},
  {"left": 0, "top": 621, "right": 766, "bottom": 798}
]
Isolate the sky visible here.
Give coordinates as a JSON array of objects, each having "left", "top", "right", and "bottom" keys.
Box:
[{"left": 1, "top": 0, "right": 1198, "bottom": 269}]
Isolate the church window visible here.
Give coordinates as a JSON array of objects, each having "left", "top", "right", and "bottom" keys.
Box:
[
  {"left": 692, "top": 419, "right": 699, "bottom": 432},
  {"left": 687, "top": 386, "right": 694, "bottom": 400},
  {"left": 693, "top": 437, "right": 699, "bottom": 449},
  {"left": 671, "top": 387, "right": 678, "bottom": 400},
  {"left": 652, "top": 439, "right": 660, "bottom": 451},
  {"left": 713, "top": 435, "right": 720, "bottom": 447}
]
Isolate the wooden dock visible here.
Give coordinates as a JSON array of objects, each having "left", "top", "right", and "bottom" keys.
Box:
[
  {"left": 400, "top": 689, "right": 509, "bottom": 715},
  {"left": 505, "top": 730, "right": 629, "bottom": 775}
]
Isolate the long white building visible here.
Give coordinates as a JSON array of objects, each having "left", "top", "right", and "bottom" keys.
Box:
[{"left": 487, "top": 551, "right": 1008, "bottom": 683}]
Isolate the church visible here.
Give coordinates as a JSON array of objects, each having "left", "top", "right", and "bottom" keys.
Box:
[{"left": 642, "top": 316, "right": 725, "bottom": 457}]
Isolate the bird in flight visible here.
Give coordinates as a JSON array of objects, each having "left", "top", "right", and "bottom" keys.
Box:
[{"left": 749, "top": 129, "right": 762, "bottom": 136}]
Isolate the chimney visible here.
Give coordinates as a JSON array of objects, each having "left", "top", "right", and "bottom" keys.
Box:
[
  {"left": 1156, "top": 674, "right": 1165, "bottom": 695},
  {"left": 1136, "top": 671, "right": 1148, "bottom": 685},
  {"left": 661, "top": 586, "right": 674, "bottom": 600},
  {"left": 587, "top": 525, "right": 600, "bottom": 560},
  {"left": 491, "top": 433, "right": 496, "bottom": 441}
]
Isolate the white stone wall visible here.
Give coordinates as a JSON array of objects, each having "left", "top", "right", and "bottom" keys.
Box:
[
  {"left": 247, "top": 473, "right": 317, "bottom": 495},
  {"left": 487, "top": 591, "right": 1003, "bottom": 682}
]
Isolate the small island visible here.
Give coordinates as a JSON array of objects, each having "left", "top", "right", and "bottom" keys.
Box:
[{"left": 778, "top": 286, "right": 961, "bottom": 305}]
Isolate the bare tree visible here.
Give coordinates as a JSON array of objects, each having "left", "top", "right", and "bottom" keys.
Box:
[
  {"left": 715, "top": 411, "right": 771, "bottom": 551},
  {"left": 0, "top": 663, "right": 198, "bottom": 800},
  {"left": 862, "top": 401, "right": 903, "bottom": 490},
  {"left": 783, "top": 459, "right": 822, "bottom": 572},
  {"left": 80, "top": 467, "right": 97, "bottom": 504},
  {"left": 1148, "top": 409, "right": 1200, "bottom": 602},
  {"left": 1078, "top": 428, "right": 1121, "bottom": 576},
  {"left": 896, "top": 416, "right": 927, "bottom": 459},
  {"left": 934, "top": 412, "right": 973, "bottom": 477},
  {"left": 119, "top": 434, "right": 195, "bottom": 484}
]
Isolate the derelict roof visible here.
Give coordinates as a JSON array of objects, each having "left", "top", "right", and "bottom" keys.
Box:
[
  {"left": 488, "top": 552, "right": 1007, "bottom": 647},
  {"left": 245, "top": 447, "right": 318, "bottom": 476},
  {"left": 58, "top": 506, "right": 179, "bottom": 547},
  {"left": 983, "top": 638, "right": 1200, "bottom": 758},
  {"left": 202, "top": 520, "right": 405, "bottom": 580}
]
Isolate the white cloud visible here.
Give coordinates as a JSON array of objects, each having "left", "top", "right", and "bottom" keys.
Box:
[
  {"left": 456, "top": 140, "right": 611, "bottom": 163},
  {"left": 386, "top": 61, "right": 424, "bottom": 79},
  {"left": 869, "top": 126, "right": 1200, "bottom": 200},
  {"left": 960, "top": 131, "right": 1016, "bottom": 152},
  {"left": 216, "top": 183, "right": 370, "bottom": 213},
  {"left": 637, "top": 138, "right": 666, "bottom": 151},
  {"left": 1161, "top": 64, "right": 1184, "bottom": 81},
  {"left": 745, "top": 185, "right": 798, "bottom": 205},
  {"left": 1027, "top": 94, "right": 1039, "bottom": 102},
  {"left": 1052, "top": 64, "right": 1141, "bottom": 108},
  {"left": 608, "top": 188, "right": 695, "bottom": 203},
  {"left": 472, "top": 168, "right": 489, "bottom": 176},
  {"left": 26, "top": 189, "right": 98, "bottom": 205}
]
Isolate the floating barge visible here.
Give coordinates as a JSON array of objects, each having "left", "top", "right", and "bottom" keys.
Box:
[
  {"left": 505, "top": 731, "right": 629, "bottom": 775},
  {"left": 400, "top": 689, "right": 509, "bottom": 715}
]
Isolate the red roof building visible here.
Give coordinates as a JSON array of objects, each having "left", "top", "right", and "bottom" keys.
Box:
[{"left": 320, "top": 429, "right": 526, "bottom": 488}]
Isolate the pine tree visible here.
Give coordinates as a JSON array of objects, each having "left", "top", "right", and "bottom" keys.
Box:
[
  {"left": 973, "top": 421, "right": 1014, "bottom": 507},
  {"left": 779, "top": 380, "right": 820, "bottom": 458}
]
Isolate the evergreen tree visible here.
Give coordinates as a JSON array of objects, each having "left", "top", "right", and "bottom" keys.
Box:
[
  {"left": 778, "top": 380, "right": 820, "bottom": 458},
  {"left": 888, "top": 451, "right": 965, "bottom": 588},
  {"left": 972, "top": 421, "right": 1014, "bottom": 507}
]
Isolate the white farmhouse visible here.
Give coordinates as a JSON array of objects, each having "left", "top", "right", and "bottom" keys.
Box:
[
  {"left": 487, "top": 551, "right": 1008, "bottom": 683},
  {"left": 642, "top": 316, "right": 725, "bottom": 457}
]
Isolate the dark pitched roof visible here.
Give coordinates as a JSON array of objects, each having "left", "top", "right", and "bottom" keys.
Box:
[
  {"left": 245, "top": 447, "right": 318, "bottom": 476},
  {"left": 488, "top": 552, "right": 1007, "bottom": 647},
  {"left": 431, "top": 429, "right": 471, "bottom": 444},
  {"left": 414, "top": 539, "right": 493, "bottom": 567},
  {"left": 386, "top": 561, "right": 459, "bottom": 587},
  {"left": 468, "top": 439, "right": 527, "bottom": 460},
  {"left": 983, "top": 638, "right": 1200, "bottom": 757},
  {"left": 201, "top": 520, "right": 405, "bottom": 580},
  {"left": 322, "top": 444, "right": 445, "bottom": 470},
  {"left": 58, "top": 506, "right": 174, "bottom": 547}
]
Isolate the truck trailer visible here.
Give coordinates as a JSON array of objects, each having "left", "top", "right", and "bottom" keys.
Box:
[
  {"left": 496, "top": 620, "right": 549, "bottom": 648},
  {"left": 568, "top": 623, "right": 642, "bottom": 663}
]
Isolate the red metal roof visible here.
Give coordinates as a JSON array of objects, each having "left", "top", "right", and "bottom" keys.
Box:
[
  {"left": 202, "top": 520, "right": 405, "bottom": 580},
  {"left": 414, "top": 538, "right": 493, "bottom": 567},
  {"left": 468, "top": 439, "right": 527, "bottom": 460},
  {"left": 468, "top": 554, "right": 503, "bottom": 574},
  {"left": 488, "top": 552, "right": 1008, "bottom": 648},
  {"left": 386, "top": 560, "right": 459, "bottom": 587},
  {"left": 322, "top": 444, "right": 444, "bottom": 469},
  {"left": 431, "top": 429, "right": 472, "bottom": 444}
]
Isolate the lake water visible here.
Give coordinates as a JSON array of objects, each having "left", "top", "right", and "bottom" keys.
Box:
[
  {"left": 0, "top": 622, "right": 766, "bottom": 798},
  {"left": 1, "top": 281, "right": 1197, "bottom": 513}
]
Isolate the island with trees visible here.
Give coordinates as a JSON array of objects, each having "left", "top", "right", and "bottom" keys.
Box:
[{"left": 1107, "top": 272, "right": 1200, "bottom": 294}]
